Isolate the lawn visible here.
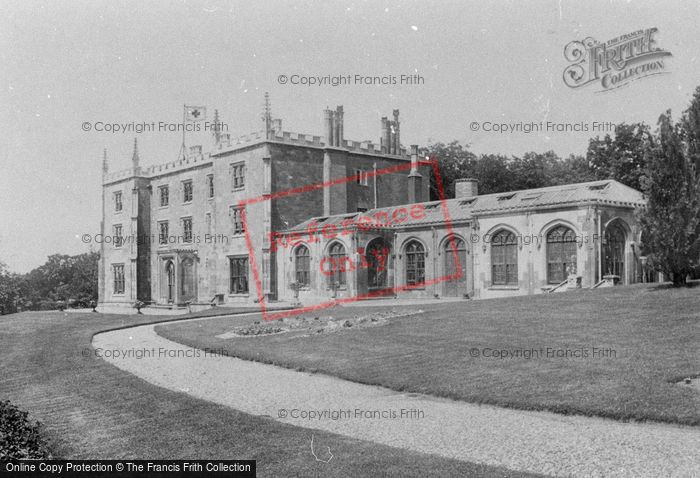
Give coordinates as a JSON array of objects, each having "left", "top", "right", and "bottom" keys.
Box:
[
  {"left": 157, "top": 284, "right": 700, "bottom": 426},
  {"left": 0, "top": 310, "right": 539, "bottom": 478}
]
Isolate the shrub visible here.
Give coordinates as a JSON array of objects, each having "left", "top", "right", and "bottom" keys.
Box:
[{"left": 0, "top": 400, "right": 52, "bottom": 459}]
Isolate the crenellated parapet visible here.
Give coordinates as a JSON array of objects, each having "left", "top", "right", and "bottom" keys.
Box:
[
  {"left": 272, "top": 130, "right": 324, "bottom": 146},
  {"left": 215, "top": 130, "right": 267, "bottom": 151},
  {"left": 213, "top": 127, "right": 408, "bottom": 157},
  {"left": 267, "top": 129, "right": 408, "bottom": 157},
  {"left": 343, "top": 139, "right": 407, "bottom": 157},
  {"left": 103, "top": 145, "right": 212, "bottom": 184},
  {"left": 142, "top": 146, "right": 210, "bottom": 176}
]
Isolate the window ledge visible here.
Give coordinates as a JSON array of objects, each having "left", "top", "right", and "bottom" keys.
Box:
[
  {"left": 488, "top": 286, "right": 520, "bottom": 291},
  {"left": 228, "top": 293, "right": 250, "bottom": 297}
]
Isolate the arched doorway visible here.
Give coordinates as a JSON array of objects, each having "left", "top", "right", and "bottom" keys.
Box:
[
  {"left": 366, "top": 238, "right": 391, "bottom": 290},
  {"left": 180, "top": 257, "right": 196, "bottom": 302},
  {"left": 165, "top": 260, "right": 175, "bottom": 303},
  {"left": 443, "top": 236, "right": 467, "bottom": 296},
  {"left": 604, "top": 222, "right": 626, "bottom": 279}
]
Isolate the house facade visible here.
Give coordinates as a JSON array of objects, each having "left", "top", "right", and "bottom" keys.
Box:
[
  {"left": 98, "top": 102, "right": 430, "bottom": 310},
  {"left": 98, "top": 101, "right": 648, "bottom": 311},
  {"left": 273, "top": 179, "right": 647, "bottom": 303}
]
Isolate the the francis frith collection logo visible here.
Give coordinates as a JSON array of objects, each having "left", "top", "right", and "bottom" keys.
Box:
[{"left": 563, "top": 28, "right": 671, "bottom": 91}]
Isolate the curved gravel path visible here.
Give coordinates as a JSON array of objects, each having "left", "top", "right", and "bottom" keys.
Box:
[{"left": 93, "top": 320, "right": 700, "bottom": 477}]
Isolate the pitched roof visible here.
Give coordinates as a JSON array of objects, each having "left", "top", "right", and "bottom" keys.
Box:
[{"left": 284, "top": 180, "right": 645, "bottom": 232}]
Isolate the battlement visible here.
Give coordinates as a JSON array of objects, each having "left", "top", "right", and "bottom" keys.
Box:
[
  {"left": 215, "top": 130, "right": 267, "bottom": 151},
  {"left": 268, "top": 129, "right": 408, "bottom": 157},
  {"left": 103, "top": 99, "right": 411, "bottom": 185},
  {"left": 342, "top": 139, "right": 407, "bottom": 157},
  {"left": 272, "top": 130, "right": 324, "bottom": 146},
  {"left": 103, "top": 146, "right": 211, "bottom": 184},
  {"left": 214, "top": 128, "right": 408, "bottom": 157},
  {"left": 142, "top": 148, "right": 210, "bottom": 176}
]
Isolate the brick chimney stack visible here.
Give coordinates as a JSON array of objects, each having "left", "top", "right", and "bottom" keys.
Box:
[
  {"left": 408, "top": 144, "right": 422, "bottom": 203},
  {"left": 380, "top": 111, "right": 401, "bottom": 154},
  {"left": 323, "top": 107, "right": 334, "bottom": 146},
  {"left": 335, "top": 105, "right": 343, "bottom": 147},
  {"left": 455, "top": 178, "right": 479, "bottom": 198},
  {"left": 323, "top": 106, "right": 345, "bottom": 147},
  {"left": 392, "top": 109, "right": 400, "bottom": 155},
  {"left": 380, "top": 117, "right": 389, "bottom": 153}
]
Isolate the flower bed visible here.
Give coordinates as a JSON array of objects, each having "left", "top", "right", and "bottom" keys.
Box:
[{"left": 218, "top": 309, "right": 419, "bottom": 339}]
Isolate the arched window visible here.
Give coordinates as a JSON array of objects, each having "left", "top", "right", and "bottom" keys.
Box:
[
  {"left": 604, "top": 222, "right": 626, "bottom": 277},
  {"left": 327, "top": 242, "right": 347, "bottom": 287},
  {"left": 405, "top": 240, "right": 425, "bottom": 286},
  {"left": 295, "top": 245, "right": 310, "bottom": 287},
  {"left": 547, "top": 226, "right": 577, "bottom": 284},
  {"left": 491, "top": 230, "right": 518, "bottom": 285}
]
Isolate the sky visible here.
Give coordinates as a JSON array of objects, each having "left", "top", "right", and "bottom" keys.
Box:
[{"left": 1, "top": 0, "right": 699, "bottom": 273}]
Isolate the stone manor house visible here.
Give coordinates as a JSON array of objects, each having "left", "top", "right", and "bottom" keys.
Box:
[{"left": 98, "top": 100, "right": 648, "bottom": 310}]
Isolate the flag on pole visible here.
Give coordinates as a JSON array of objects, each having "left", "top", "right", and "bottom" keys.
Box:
[{"left": 184, "top": 105, "right": 206, "bottom": 122}]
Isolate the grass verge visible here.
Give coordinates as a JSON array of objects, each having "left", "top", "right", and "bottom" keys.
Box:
[
  {"left": 157, "top": 284, "right": 700, "bottom": 425},
  {"left": 0, "top": 310, "right": 539, "bottom": 477}
]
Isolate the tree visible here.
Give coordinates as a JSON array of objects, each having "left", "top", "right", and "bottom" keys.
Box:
[
  {"left": 586, "top": 122, "right": 651, "bottom": 191},
  {"left": 0, "top": 262, "right": 21, "bottom": 315},
  {"left": 681, "top": 85, "right": 700, "bottom": 171},
  {"left": 422, "top": 141, "right": 476, "bottom": 199},
  {"left": 473, "top": 154, "right": 515, "bottom": 194},
  {"left": 424, "top": 142, "right": 597, "bottom": 200},
  {"left": 19, "top": 252, "right": 99, "bottom": 309},
  {"left": 639, "top": 111, "right": 700, "bottom": 286},
  {"left": 551, "top": 154, "right": 597, "bottom": 185}
]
